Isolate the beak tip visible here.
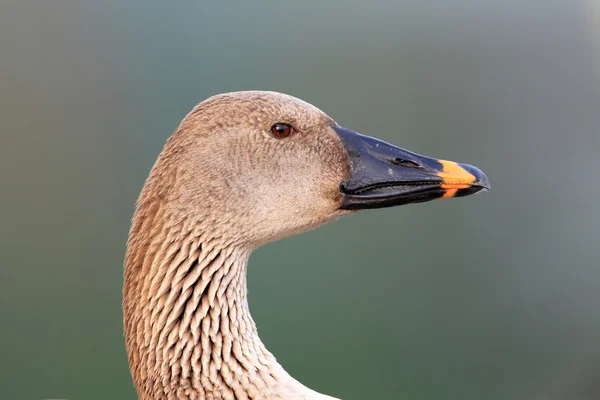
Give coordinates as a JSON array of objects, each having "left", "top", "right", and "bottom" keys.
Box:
[{"left": 458, "top": 162, "right": 491, "bottom": 191}]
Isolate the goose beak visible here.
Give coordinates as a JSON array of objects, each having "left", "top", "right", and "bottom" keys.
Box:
[{"left": 334, "top": 127, "right": 490, "bottom": 210}]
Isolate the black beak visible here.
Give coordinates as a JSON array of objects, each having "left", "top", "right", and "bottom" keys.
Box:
[{"left": 334, "top": 127, "right": 490, "bottom": 210}]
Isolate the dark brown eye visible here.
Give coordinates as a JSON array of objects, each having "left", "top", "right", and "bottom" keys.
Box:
[{"left": 270, "top": 123, "right": 294, "bottom": 138}]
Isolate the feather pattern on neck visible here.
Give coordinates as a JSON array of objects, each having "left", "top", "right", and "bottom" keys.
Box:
[{"left": 124, "top": 195, "right": 337, "bottom": 399}]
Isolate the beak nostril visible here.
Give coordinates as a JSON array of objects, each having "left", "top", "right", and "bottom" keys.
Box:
[{"left": 391, "top": 158, "right": 422, "bottom": 168}]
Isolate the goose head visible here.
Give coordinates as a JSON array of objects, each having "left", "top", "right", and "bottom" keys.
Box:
[
  {"left": 124, "top": 91, "right": 489, "bottom": 400},
  {"left": 141, "top": 91, "right": 488, "bottom": 248}
]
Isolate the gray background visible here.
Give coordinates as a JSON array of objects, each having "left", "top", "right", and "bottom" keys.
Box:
[{"left": 1, "top": 1, "right": 599, "bottom": 399}]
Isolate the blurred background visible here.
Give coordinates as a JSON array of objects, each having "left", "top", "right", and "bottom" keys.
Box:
[{"left": 1, "top": 1, "right": 599, "bottom": 399}]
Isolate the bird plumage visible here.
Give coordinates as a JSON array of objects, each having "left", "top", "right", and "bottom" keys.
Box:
[{"left": 124, "top": 91, "right": 488, "bottom": 399}]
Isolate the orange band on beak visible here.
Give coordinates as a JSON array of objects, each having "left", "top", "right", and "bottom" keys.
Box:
[{"left": 437, "top": 160, "right": 478, "bottom": 198}]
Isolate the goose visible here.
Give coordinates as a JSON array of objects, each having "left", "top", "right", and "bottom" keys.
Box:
[{"left": 124, "top": 91, "right": 489, "bottom": 400}]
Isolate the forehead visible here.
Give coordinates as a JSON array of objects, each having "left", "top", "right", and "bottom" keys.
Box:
[{"left": 189, "top": 91, "right": 335, "bottom": 129}]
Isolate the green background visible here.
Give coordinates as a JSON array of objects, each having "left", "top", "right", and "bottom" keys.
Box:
[{"left": 2, "top": 1, "right": 600, "bottom": 399}]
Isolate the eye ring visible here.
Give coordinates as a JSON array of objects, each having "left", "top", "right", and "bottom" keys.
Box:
[{"left": 270, "top": 123, "right": 295, "bottom": 138}]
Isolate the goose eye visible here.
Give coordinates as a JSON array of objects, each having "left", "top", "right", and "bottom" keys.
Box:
[{"left": 270, "top": 123, "right": 294, "bottom": 138}]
